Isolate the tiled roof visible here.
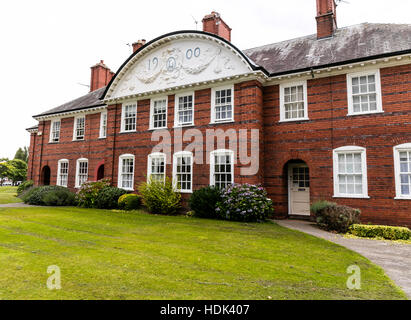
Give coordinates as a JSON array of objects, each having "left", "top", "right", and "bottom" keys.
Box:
[
  {"left": 33, "top": 86, "right": 106, "bottom": 118},
  {"left": 243, "top": 23, "right": 411, "bottom": 75},
  {"left": 32, "top": 23, "right": 411, "bottom": 118}
]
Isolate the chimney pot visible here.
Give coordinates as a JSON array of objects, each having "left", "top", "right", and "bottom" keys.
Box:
[
  {"left": 202, "top": 11, "right": 232, "bottom": 42},
  {"left": 316, "top": 0, "right": 337, "bottom": 39},
  {"left": 90, "top": 60, "right": 113, "bottom": 92},
  {"left": 132, "top": 39, "right": 146, "bottom": 53}
]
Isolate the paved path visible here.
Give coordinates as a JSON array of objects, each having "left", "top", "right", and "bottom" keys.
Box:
[
  {"left": 0, "top": 202, "right": 34, "bottom": 208},
  {"left": 275, "top": 219, "right": 411, "bottom": 299}
]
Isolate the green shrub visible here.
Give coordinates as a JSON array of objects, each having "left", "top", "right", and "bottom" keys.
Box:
[
  {"left": 17, "top": 180, "right": 34, "bottom": 196},
  {"left": 216, "top": 184, "right": 274, "bottom": 222},
  {"left": 22, "top": 186, "right": 76, "bottom": 206},
  {"left": 76, "top": 179, "right": 111, "bottom": 208},
  {"left": 94, "top": 186, "right": 127, "bottom": 209},
  {"left": 42, "top": 189, "right": 77, "bottom": 206},
  {"left": 310, "top": 200, "right": 336, "bottom": 215},
  {"left": 313, "top": 201, "right": 361, "bottom": 233},
  {"left": 349, "top": 224, "right": 411, "bottom": 240},
  {"left": 188, "top": 186, "right": 222, "bottom": 219},
  {"left": 118, "top": 194, "right": 141, "bottom": 210},
  {"left": 138, "top": 177, "right": 181, "bottom": 215}
]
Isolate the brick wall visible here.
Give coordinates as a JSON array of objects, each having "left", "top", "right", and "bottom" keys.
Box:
[
  {"left": 27, "top": 64, "right": 411, "bottom": 227},
  {"left": 263, "top": 63, "right": 411, "bottom": 227}
]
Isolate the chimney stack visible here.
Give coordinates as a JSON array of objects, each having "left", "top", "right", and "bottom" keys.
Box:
[
  {"left": 90, "top": 60, "right": 114, "bottom": 92},
  {"left": 316, "top": 0, "right": 337, "bottom": 39},
  {"left": 202, "top": 11, "right": 232, "bottom": 42},
  {"left": 132, "top": 39, "right": 146, "bottom": 53}
]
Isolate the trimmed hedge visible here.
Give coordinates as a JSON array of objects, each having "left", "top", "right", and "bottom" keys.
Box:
[
  {"left": 188, "top": 186, "right": 221, "bottom": 219},
  {"left": 22, "top": 186, "right": 76, "bottom": 206},
  {"left": 118, "top": 194, "right": 142, "bottom": 210},
  {"left": 17, "top": 180, "right": 34, "bottom": 196},
  {"left": 311, "top": 201, "right": 360, "bottom": 233},
  {"left": 349, "top": 224, "right": 411, "bottom": 240}
]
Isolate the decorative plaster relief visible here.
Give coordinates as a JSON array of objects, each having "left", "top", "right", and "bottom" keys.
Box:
[{"left": 109, "top": 37, "right": 251, "bottom": 99}]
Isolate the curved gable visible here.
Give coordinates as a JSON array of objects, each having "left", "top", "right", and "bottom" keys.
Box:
[{"left": 104, "top": 31, "right": 259, "bottom": 101}]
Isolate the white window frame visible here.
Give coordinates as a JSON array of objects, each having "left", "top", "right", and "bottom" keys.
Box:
[
  {"left": 99, "top": 111, "right": 107, "bottom": 138},
  {"left": 393, "top": 143, "right": 411, "bottom": 200},
  {"left": 147, "top": 152, "right": 166, "bottom": 183},
  {"left": 333, "top": 146, "right": 369, "bottom": 198},
  {"left": 210, "top": 149, "right": 235, "bottom": 188},
  {"left": 346, "top": 69, "right": 383, "bottom": 116},
  {"left": 49, "top": 119, "right": 61, "bottom": 143},
  {"left": 118, "top": 154, "right": 135, "bottom": 191},
  {"left": 73, "top": 115, "right": 85, "bottom": 141},
  {"left": 210, "top": 85, "right": 234, "bottom": 124},
  {"left": 173, "top": 151, "right": 193, "bottom": 193},
  {"left": 120, "top": 102, "right": 137, "bottom": 133},
  {"left": 57, "top": 159, "right": 69, "bottom": 187},
  {"left": 174, "top": 92, "right": 195, "bottom": 127},
  {"left": 75, "top": 158, "right": 88, "bottom": 188},
  {"left": 150, "top": 96, "right": 168, "bottom": 130},
  {"left": 279, "top": 80, "right": 309, "bottom": 122}
]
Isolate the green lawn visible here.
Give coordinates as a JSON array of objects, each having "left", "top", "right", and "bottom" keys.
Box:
[
  {"left": 0, "top": 206, "right": 406, "bottom": 300},
  {"left": 0, "top": 186, "right": 21, "bottom": 204}
]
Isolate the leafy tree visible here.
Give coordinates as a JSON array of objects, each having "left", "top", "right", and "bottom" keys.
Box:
[
  {"left": 8, "top": 159, "right": 27, "bottom": 183},
  {"left": 14, "top": 147, "right": 28, "bottom": 163},
  {"left": 0, "top": 162, "right": 15, "bottom": 186}
]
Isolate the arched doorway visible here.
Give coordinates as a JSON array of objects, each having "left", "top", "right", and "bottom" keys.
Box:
[
  {"left": 97, "top": 164, "right": 105, "bottom": 181},
  {"left": 286, "top": 160, "right": 310, "bottom": 216},
  {"left": 41, "top": 166, "right": 51, "bottom": 186}
]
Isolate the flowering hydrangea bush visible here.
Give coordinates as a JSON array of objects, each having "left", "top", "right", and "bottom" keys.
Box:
[{"left": 216, "top": 183, "right": 274, "bottom": 222}]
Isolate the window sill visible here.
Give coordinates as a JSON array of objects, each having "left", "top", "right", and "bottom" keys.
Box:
[
  {"left": 279, "top": 118, "right": 310, "bottom": 123},
  {"left": 173, "top": 124, "right": 195, "bottom": 129},
  {"left": 394, "top": 196, "right": 411, "bottom": 200},
  {"left": 347, "top": 111, "right": 384, "bottom": 117},
  {"left": 72, "top": 139, "right": 85, "bottom": 142},
  {"left": 149, "top": 127, "right": 168, "bottom": 131},
  {"left": 119, "top": 188, "right": 134, "bottom": 192},
  {"left": 209, "top": 120, "right": 235, "bottom": 125},
  {"left": 119, "top": 130, "right": 137, "bottom": 134},
  {"left": 178, "top": 190, "right": 193, "bottom": 194},
  {"left": 333, "top": 195, "right": 370, "bottom": 199},
  {"left": 98, "top": 136, "right": 107, "bottom": 139},
  {"left": 48, "top": 141, "right": 59, "bottom": 144}
]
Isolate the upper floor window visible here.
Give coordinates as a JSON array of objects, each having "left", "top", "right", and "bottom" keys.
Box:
[
  {"left": 75, "top": 158, "right": 88, "bottom": 188},
  {"left": 279, "top": 81, "right": 308, "bottom": 122},
  {"left": 121, "top": 103, "right": 137, "bottom": 132},
  {"left": 347, "top": 69, "right": 383, "bottom": 115},
  {"left": 333, "top": 146, "right": 368, "bottom": 198},
  {"left": 211, "top": 86, "right": 234, "bottom": 123},
  {"left": 118, "top": 154, "right": 135, "bottom": 191},
  {"left": 49, "top": 120, "right": 61, "bottom": 143},
  {"left": 73, "top": 116, "right": 85, "bottom": 140},
  {"left": 174, "top": 92, "right": 194, "bottom": 127},
  {"left": 57, "top": 159, "right": 69, "bottom": 187},
  {"left": 393, "top": 143, "right": 411, "bottom": 200},
  {"left": 150, "top": 97, "right": 168, "bottom": 129},
  {"left": 99, "top": 111, "right": 107, "bottom": 138},
  {"left": 147, "top": 152, "right": 166, "bottom": 183},
  {"left": 173, "top": 151, "right": 193, "bottom": 193},
  {"left": 210, "top": 149, "right": 234, "bottom": 189}
]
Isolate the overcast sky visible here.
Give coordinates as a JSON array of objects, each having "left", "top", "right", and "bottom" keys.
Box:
[{"left": 0, "top": 0, "right": 410, "bottom": 159}]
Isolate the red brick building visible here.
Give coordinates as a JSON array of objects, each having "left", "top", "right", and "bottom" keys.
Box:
[{"left": 27, "top": 1, "right": 411, "bottom": 226}]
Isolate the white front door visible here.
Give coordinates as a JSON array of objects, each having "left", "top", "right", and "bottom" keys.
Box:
[{"left": 288, "top": 164, "right": 310, "bottom": 216}]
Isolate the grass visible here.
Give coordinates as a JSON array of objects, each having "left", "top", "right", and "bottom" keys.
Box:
[
  {"left": 0, "top": 206, "right": 406, "bottom": 300},
  {"left": 0, "top": 186, "right": 21, "bottom": 204}
]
